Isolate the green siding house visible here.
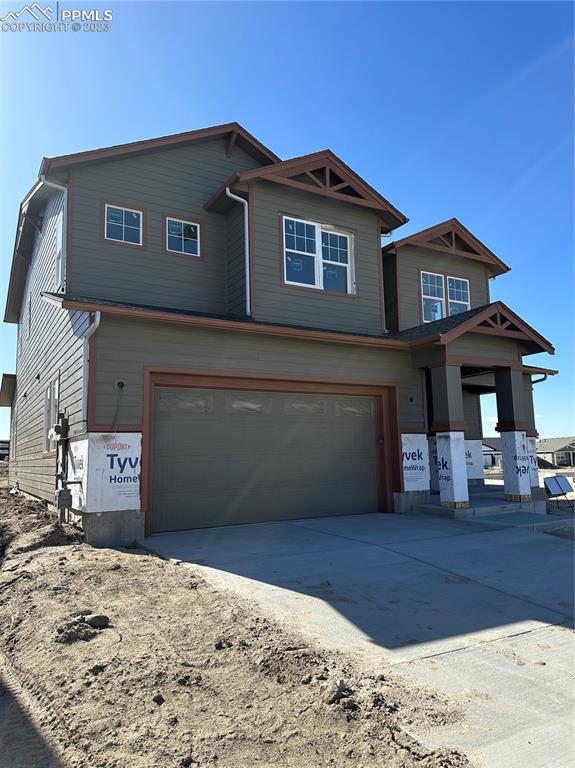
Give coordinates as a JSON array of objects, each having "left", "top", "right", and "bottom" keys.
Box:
[{"left": 0, "top": 123, "right": 557, "bottom": 545}]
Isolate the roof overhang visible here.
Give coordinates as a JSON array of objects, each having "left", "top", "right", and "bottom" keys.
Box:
[
  {"left": 382, "top": 218, "right": 510, "bottom": 276},
  {"left": 4, "top": 182, "right": 54, "bottom": 324},
  {"left": 40, "top": 122, "right": 280, "bottom": 174},
  {"left": 205, "top": 149, "right": 408, "bottom": 232},
  {"left": 439, "top": 301, "right": 554, "bottom": 355},
  {"left": 0, "top": 374, "right": 16, "bottom": 407},
  {"left": 46, "top": 294, "right": 412, "bottom": 350}
]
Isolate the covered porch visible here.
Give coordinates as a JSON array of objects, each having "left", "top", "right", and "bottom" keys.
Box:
[{"left": 402, "top": 301, "right": 557, "bottom": 511}]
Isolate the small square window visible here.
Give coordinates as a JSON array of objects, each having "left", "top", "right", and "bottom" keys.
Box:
[
  {"left": 105, "top": 205, "right": 143, "bottom": 245},
  {"left": 165, "top": 217, "right": 200, "bottom": 257}
]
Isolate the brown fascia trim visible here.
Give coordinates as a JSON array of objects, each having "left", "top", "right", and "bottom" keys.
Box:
[
  {"left": 437, "top": 301, "right": 555, "bottom": 354},
  {"left": 382, "top": 218, "right": 510, "bottom": 275},
  {"left": 204, "top": 150, "right": 409, "bottom": 228},
  {"left": 522, "top": 364, "right": 558, "bottom": 376},
  {"left": 40, "top": 122, "right": 280, "bottom": 174},
  {"left": 60, "top": 299, "right": 412, "bottom": 350}
]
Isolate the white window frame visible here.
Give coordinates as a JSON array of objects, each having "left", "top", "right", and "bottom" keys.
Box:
[
  {"left": 421, "top": 271, "right": 446, "bottom": 323},
  {"left": 282, "top": 215, "right": 355, "bottom": 294},
  {"left": 447, "top": 275, "right": 470, "bottom": 315},
  {"left": 165, "top": 216, "right": 201, "bottom": 257},
  {"left": 44, "top": 378, "right": 59, "bottom": 453},
  {"left": 104, "top": 204, "right": 143, "bottom": 246},
  {"left": 55, "top": 211, "right": 65, "bottom": 289}
]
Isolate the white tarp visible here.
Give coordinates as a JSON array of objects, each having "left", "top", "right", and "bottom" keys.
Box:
[
  {"left": 501, "top": 431, "right": 531, "bottom": 497},
  {"left": 401, "top": 434, "right": 430, "bottom": 492},
  {"left": 527, "top": 436, "right": 539, "bottom": 487},
  {"left": 428, "top": 437, "right": 439, "bottom": 493},
  {"left": 67, "top": 433, "right": 141, "bottom": 513},
  {"left": 465, "top": 439, "right": 485, "bottom": 480},
  {"left": 436, "top": 432, "right": 469, "bottom": 504}
]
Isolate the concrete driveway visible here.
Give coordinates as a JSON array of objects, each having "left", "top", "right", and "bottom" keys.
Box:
[{"left": 142, "top": 513, "right": 575, "bottom": 768}]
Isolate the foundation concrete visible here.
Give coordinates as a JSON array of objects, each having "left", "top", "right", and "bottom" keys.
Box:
[{"left": 82, "top": 509, "right": 145, "bottom": 548}]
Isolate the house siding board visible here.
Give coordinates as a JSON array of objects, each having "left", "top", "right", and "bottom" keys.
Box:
[
  {"left": 250, "top": 182, "right": 384, "bottom": 335},
  {"left": 398, "top": 245, "right": 490, "bottom": 330},
  {"left": 69, "top": 139, "right": 261, "bottom": 313},
  {"left": 10, "top": 190, "right": 91, "bottom": 501},
  {"left": 226, "top": 204, "right": 246, "bottom": 317},
  {"left": 447, "top": 334, "right": 520, "bottom": 360},
  {"left": 92, "top": 316, "right": 424, "bottom": 431}
]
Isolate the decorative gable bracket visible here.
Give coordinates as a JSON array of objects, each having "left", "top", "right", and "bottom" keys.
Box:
[{"left": 439, "top": 302, "right": 554, "bottom": 354}]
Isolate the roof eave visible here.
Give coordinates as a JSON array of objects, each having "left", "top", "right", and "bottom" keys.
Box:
[
  {"left": 41, "top": 122, "right": 280, "bottom": 174},
  {"left": 0, "top": 373, "right": 16, "bottom": 406}
]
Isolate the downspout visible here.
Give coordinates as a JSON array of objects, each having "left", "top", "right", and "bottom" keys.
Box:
[
  {"left": 40, "top": 175, "right": 67, "bottom": 290},
  {"left": 79, "top": 311, "right": 101, "bottom": 435},
  {"left": 225, "top": 187, "right": 252, "bottom": 317},
  {"left": 531, "top": 374, "right": 548, "bottom": 385}
]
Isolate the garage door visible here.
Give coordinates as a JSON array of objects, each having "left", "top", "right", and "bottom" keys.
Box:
[{"left": 151, "top": 387, "right": 381, "bottom": 532}]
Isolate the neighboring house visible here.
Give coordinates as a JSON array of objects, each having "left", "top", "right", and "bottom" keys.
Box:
[
  {"left": 0, "top": 122, "right": 558, "bottom": 545},
  {"left": 537, "top": 437, "right": 575, "bottom": 468},
  {"left": 482, "top": 438, "right": 502, "bottom": 468},
  {"left": 0, "top": 439, "right": 8, "bottom": 461}
]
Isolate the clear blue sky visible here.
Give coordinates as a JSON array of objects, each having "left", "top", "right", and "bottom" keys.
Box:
[{"left": 0, "top": 1, "right": 573, "bottom": 439}]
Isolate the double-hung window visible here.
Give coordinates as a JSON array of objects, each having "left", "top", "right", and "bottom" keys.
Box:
[
  {"left": 421, "top": 271, "right": 446, "bottom": 322},
  {"left": 55, "top": 211, "right": 64, "bottom": 289},
  {"left": 421, "top": 272, "right": 470, "bottom": 322},
  {"left": 447, "top": 276, "right": 470, "bottom": 315},
  {"left": 283, "top": 216, "right": 354, "bottom": 294},
  {"left": 105, "top": 204, "right": 143, "bottom": 245},
  {"left": 166, "top": 217, "right": 200, "bottom": 256},
  {"left": 44, "top": 378, "right": 59, "bottom": 452}
]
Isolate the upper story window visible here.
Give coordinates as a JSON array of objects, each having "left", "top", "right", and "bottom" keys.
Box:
[
  {"left": 166, "top": 217, "right": 200, "bottom": 257},
  {"left": 283, "top": 216, "right": 354, "bottom": 294},
  {"left": 105, "top": 204, "right": 143, "bottom": 246},
  {"left": 421, "top": 271, "right": 470, "bottom": 322},
  {"left": 421, "top": 271, "right": 445, "bottom": 322},
  {"left": 447, "top": 276, "right": 470, "bottom": 315},
  {"left": 55, "top": 211, "right": 64, "bottom": 289}
]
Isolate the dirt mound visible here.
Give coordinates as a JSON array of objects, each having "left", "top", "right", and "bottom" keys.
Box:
[
  {"left": 0, "top": 487, "right": 54, "bottom": 553},
  {"left": 0, "top": 490, "right": 469, "bottom": 768},
  {"left": 5, "top": 521, "right": 83, "bottom": 558}
]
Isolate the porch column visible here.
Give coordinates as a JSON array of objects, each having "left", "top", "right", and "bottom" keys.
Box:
[
  {"left": 428, "top": 437, "right": 440, "bottom": 494},
  {"left": 495, "top": 368, "right": 531, "bottom": 501},
  {"left": 524, "top": 374, "right": 540, "bottom": 489},
  {"left": 431, "top": 365, "right": 469, "bottom": 508}
]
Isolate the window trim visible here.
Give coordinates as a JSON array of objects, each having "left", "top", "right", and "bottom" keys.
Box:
[
  {"left": 420, "top": 269, "right": 471, "bottom": 323},
  {"left": 103, "top": 202, "right": 144, "bottom": 248},
  {"left": 281, "top": 214, "right": 357, "bottom": 297},
  {"left": 163, "top": 214, "right": 202, "bottom": 259},
  {"left": 420, "top": 270, "right": 446, "bottom": 323},
  {"left": 43, "top": 377, "right": 59, "bottom": 454}
]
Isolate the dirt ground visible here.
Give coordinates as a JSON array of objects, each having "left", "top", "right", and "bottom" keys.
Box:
[{"left": 0, "top": 487, "right": 470, "bottom": 768}]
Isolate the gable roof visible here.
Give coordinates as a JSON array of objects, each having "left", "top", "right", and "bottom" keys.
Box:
[
  {"left": 40, "top": 122, "right": 280, "bottom": 174},
  {"left": 482, "top": 437, "right": 502, "bottom": 451},
  {"left": 205, "top": 149, "right": 408, "bottom": 231},
  {"left": 536, "top": 437, "right": 575, "bottom": 454},
  {"left": 394, "top": 300, "right": 555, "bottom": 355},
  {"left": 382, "top": 218, "right": 510, "bottom": 276}
]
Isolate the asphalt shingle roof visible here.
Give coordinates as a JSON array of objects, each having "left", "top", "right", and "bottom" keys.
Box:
[
  {"left": 536, "top": 437, "right": 575, "bottom": 454},
  {"left": 392, "top": 304, "right": 491, "bottom": 342}
]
